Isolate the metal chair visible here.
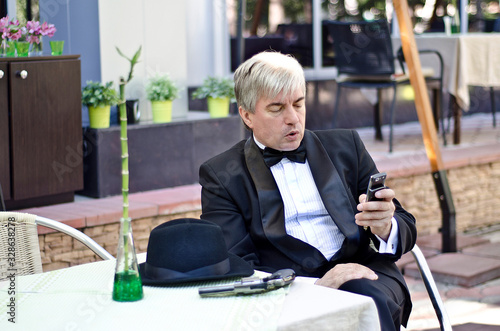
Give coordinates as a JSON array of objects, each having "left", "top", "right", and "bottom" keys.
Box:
[
  {"left": 410, "top": 244, "right": 452, "bottom": 331},
  {"left": 327, "top": 20, "right": 410, "bottom": 152},
  {"left": 490, "top": 87, "right": 497, "bottom": 128},
  {"left": 0, "top": 212, "right": 114, "bottom": 281},
  {"left": 396, "top": 47, "right": 447, "bottom": 144}
]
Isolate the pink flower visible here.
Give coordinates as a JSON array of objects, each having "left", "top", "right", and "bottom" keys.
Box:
[
  {"left": 8, "top": 29, "right": 22, "bottom": 41},
  {"left": 0, "top": 16, "right": 9, "bottom": 30},
  {"left": 1, "top": 17, "right": 56, "bottom": 44},
  {"left": 1, "top": 16, "right": 21, "bottom": 41},
  {"left": 26, "top": 35, "right": 40, "bottom": 44},
  {"left": 40, "top": 22, "right": 56, "bottom": 37},
  {"left": 26, "top": 20, "right": 41, "bottom": 35}
]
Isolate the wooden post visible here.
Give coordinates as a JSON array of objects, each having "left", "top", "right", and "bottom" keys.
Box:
[{"left": 393, "top": 0, "right": 457, "bottom": 252}]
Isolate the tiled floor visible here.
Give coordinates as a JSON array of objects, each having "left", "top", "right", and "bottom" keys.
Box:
[
  {"left": 358, "top": 111, "right": 500, "bottom": 156},
  {"left": 402, "top": 230, "right": 500, "bottom": 330}
]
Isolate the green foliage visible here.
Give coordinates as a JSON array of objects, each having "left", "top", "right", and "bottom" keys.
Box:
[
  {"left": 192, "top": 76, "right": 235, "bottom": 100},
  {"left": 81, "top": 81, "right": 120, "bottom": 107},
  {"left": 145, "top": 74, "right": 179, "bottom": 101},
  {"left": 116, "top": 46, "right": 142, "bottom": 84}
]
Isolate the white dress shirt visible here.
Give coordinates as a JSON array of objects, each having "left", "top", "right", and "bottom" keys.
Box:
[{"left": 255, "top": 137, "right": 398, "bottom": 260}]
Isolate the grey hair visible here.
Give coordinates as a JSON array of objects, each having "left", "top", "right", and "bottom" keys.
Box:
[{"left": 234, "top": 51, "right": 306, "bottom": 114}]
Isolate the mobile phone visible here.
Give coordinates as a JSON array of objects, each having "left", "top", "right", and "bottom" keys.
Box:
[{"left": 365, "top": 172, "right": 387, "bottom": 202}]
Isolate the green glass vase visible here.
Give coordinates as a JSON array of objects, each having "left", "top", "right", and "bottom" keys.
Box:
[
  {"left": 1, "top": 40, "right": 16, "bottom": 57},
  {"left": 112, "top": 217, "right": 143, "bottom": 302},
  {"left": 50, "top": 40, "right": 64, "bottom": 55},
  {"left": 29, "top": 38, "right": 43, "bottom": 56},
  {"left": 15, "top": 41, "right": 30, "bottom": 57}
]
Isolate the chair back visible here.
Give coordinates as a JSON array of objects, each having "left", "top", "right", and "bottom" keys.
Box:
[
  {"left": 326, "top": 20, "right": 395, "bottom": 76},
  {"left": 0, "top": 212, "right": 43, "bottom": 281}
]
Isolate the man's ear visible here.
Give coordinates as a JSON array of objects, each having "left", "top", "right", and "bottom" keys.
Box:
[{"left": 239, "top": 106, "right": 253, "bottom": 129}]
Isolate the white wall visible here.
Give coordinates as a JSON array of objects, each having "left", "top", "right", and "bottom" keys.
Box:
[
  {"left": 98, "top": 0, "right": 189, "bottom": 120},
  {"left": 6, "top": 0, "right": 16, "bottom": 17},
  {"left": 186, "top": 0, "right": 231, "bottom": 86}
]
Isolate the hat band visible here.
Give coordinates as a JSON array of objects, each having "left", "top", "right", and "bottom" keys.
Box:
[{"left": 144, "top": 258, "right": 231, "bottom": 280}]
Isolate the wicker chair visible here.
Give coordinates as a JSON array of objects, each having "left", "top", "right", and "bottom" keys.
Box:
[{"left": 0, "top": 212, "right": 113, "bottom": 281}]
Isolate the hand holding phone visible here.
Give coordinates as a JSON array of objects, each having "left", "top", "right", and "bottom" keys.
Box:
[{"left": 365, "top": 172, "right": 387, "bottom": 202}]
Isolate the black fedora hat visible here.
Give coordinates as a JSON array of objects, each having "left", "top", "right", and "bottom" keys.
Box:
[{"left": 139, "top": 218, "right": 254, "bottom": 285}]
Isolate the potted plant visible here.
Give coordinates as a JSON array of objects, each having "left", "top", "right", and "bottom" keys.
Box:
[
  {"left": 192, "top": 76, "right": 235, "bottom": 118},
  {"left": 145, "top": 74, "right": 179, "bottom": 123},
  {"left": 82, "top": 81, "right": 120, "bottom": 129}
]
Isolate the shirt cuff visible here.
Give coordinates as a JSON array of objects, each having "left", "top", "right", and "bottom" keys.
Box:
[{"left": 375, "top": 217, "right": 398, "bottom": 254}]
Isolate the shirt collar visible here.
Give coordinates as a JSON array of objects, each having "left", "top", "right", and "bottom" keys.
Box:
[{"left": 253, "top": 135, "right": 267, "bottom": 150}]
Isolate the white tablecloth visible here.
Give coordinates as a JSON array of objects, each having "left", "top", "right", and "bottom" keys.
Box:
[
  {"left": 0, "top": 257, "right": 379, "bottom": 331},
  {"left": 393, "top": 33, "right": 500, "bottom": 110}
]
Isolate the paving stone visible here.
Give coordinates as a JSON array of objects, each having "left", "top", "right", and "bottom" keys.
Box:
[
  {"left": 462, "top": 242, "right": 500, "bottom": 260},
  {"left": 445, "top": 287, "right": 482, "bottom": 300},
  {"left": 416, "top": 234, "right": 490, "bottom": 251},
  {"left": 405, "top": 253, "right": 500, "bottom": 288},
  {"left": 398, "top": 246, "right": 440, "bottom": 272}
]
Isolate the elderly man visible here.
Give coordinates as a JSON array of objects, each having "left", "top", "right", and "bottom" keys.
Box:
[{"left": 199, "top": 51, "right": 417, "bottom": 330}]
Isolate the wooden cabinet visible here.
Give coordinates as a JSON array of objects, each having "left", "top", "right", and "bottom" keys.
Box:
[
  {"left": 0, "top": 56, "right": 83, "bottom": 209},
  {"left": 0, "top": 62, "right": 10, "bottom": 202}
]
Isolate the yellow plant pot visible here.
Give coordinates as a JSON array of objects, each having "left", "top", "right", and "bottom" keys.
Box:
[
  {"left": 88, "top": 105, "right": 111, "bottom": 129},
  {"left": 151, "top": 100, "right": 172, "bottom": 123},
  {"left": 207, "top": 97, "right": 230, "bottom": 118}
]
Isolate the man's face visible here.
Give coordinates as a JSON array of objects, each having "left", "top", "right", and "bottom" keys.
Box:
[{"left": 240, "top": 88, "right": 306, "bottom": 151}]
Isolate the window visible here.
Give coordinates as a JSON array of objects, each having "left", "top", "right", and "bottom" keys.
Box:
[
  {"left": 15, "top": 0, "right": 40, "bottom": 24},
  {"left": 227, "top": 0, "right": 314, "bottom": 70},
  {"left": 227, "top": 0, "right": 499, "bottom": 74}
]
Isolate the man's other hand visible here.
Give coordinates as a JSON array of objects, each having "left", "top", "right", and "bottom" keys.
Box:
[{"left": 315, "top": 263, "right": 378, "bottom": 289}]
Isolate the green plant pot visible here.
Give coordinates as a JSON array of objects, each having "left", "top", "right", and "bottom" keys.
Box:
[
  {"left": 207, "top": 97, "right": 230, "bottom": 118},
  {"left": 88, "top": 105, "right": 111, "bottom": 129},
  {"left": 151, "top": 100, "right": 172, "bottom": 123}
]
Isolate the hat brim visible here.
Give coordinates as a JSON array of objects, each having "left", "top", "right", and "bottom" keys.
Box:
[{"left": 139, "top": 253, "right": 254, "bottom": 286}]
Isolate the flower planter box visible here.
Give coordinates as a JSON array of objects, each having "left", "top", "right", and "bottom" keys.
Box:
[{"left": 79, "top": 114, "right": 244, "bottom": 198}]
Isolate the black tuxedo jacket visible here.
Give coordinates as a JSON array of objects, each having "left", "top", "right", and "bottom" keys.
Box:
[{"left": 199, "top": 129, "right": 416, "bottom": 313}]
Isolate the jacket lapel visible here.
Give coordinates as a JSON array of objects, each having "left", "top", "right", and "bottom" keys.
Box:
[
  {"left": 244, "top": 137, "right": 326, "bottom": 268},
  {"left": 303, "top": 130, "right": 361, "bottom": 258}
]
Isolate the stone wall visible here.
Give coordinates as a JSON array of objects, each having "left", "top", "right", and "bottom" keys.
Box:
[
  {"left": 387, "top": 161, "right": 500, "bottom": 236},
  {"left": 39, "top": 210, "right": 202, "bottom": 272}
]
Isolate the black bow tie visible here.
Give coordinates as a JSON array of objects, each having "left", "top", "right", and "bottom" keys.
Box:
[{"left": 262, "top": 143, "right": 307, "bottom": 167}]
